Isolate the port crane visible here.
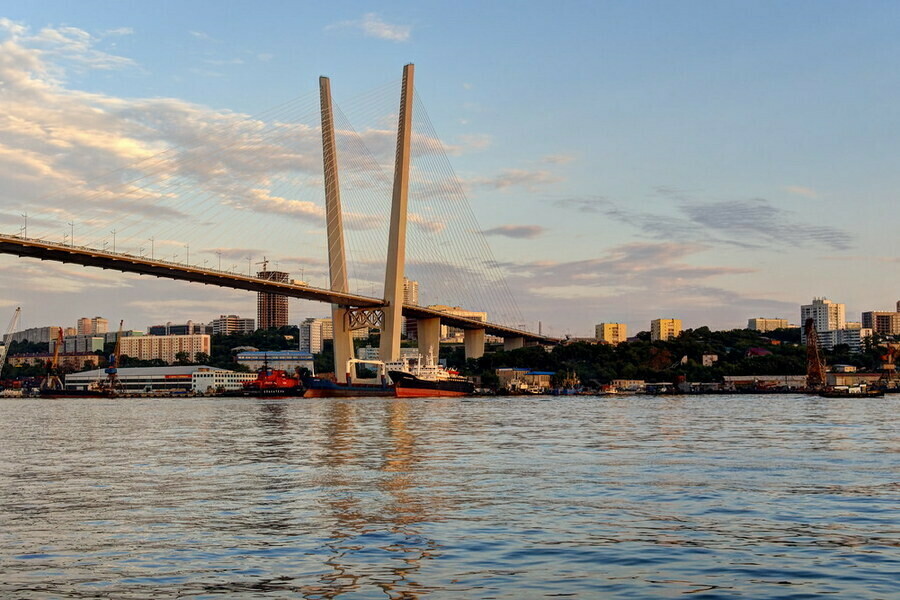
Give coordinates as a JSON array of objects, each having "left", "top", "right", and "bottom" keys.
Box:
[
  {"left": 877, "top": 343, "right": 899, "bottom": 387},
  {"left": 103, "top": 320, "right": 124, "bottom": 392},
  {"left": 0, "top": 306, "right": 21, "bottom": 375},
  {"left": 805, "top": 318, "right": 827, "bottom": 390},
  {"left": 40, "top": 327, "right": 65, "bottom": 391}
]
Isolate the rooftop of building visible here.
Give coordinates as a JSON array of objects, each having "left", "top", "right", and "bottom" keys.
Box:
[
  {"left": 67, "top": 365, "right": 225, "bottom": 379},
  {"left": 236, "top": 350, "right": 313, "bottom": 358}
]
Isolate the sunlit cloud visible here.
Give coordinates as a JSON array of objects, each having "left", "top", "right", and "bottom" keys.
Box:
[{"left": 785, "top": 185, "right": 819, "bottom": 198}]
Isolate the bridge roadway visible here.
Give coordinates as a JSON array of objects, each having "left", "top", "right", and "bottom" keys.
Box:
[{"left": 0, "top": 234, "right": 557, "bottom": 344}]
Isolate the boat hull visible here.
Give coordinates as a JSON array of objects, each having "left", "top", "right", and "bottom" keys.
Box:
[
  {"left": 302, "top": 377, "right": 394, "bottom": 398},
  {"left": 39, "top": 389, "right": 117, "bottom": 398},
  {"left": 242, "top": 386, "right": 305, "bottom": 397},
  {"left": 388, "top": 371, "right": 474, "bottom": 398}
]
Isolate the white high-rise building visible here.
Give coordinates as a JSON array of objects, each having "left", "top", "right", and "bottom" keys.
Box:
[
  {"left": 300, "top": 317, "right": 333, "bottom": 354},
  {"left": 402, "top": 277, "right": 419, "bottom": 337},
  {"left": 800, "top": 298, "right": 845, "bottom": 342},
  {"left": 300, "top": 317, "right": 366, "bottom": 353}
]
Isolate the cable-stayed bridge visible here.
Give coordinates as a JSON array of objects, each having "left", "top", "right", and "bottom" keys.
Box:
[
  {"left": 2, "top": 64, "right": 558, "bottom": 378},
  {"left": 0, "top": 233, "right": 551, "bottom": 344}
]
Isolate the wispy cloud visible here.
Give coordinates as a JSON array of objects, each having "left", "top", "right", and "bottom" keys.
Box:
[
  {"left": 104, "top": 27, "right": 134, "bottom": 36},
  {"left": 468, "top": 168, "right": 563, "bottom": 191},
  {"left": 554, "top": 191, "right": 853, "bottom": 251},
  {"left": 457, "top": 133, "right": 492, "bottom": 151},
  {"left": 327, "top": 13, "right": 411, "bottom": 42},
  {"left": 189, "top": 30, "right": 215, "bottom": 42},
  {"left": 482, "top": 225, "right": 546, "bottom": 239},
  {"left": 3, "top": 19, "right": 137, "bottom": 71},
  {"left": 541, "top": 154, "right": 575, "bottom": 164},
  {"left": 785, "top": 185, "right": 818, "bottom": 198}
]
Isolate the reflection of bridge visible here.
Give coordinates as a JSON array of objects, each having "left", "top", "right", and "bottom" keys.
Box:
[{"left": 1, "top": 64, "right": 558, "bottom": 377}]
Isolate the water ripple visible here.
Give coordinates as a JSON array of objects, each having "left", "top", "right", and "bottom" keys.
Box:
[{"left": 1, "top": 395, "right": 897, "bottom": 598}]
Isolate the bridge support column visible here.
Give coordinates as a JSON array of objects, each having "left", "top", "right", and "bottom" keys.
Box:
[
  {"left": 503, "top": 336, "right": 524, "bottom": 351},
  {"left": 332, "top": 308, "right": 354, "bottom": 383},
  {"left": 416, "top": 318, "right": 441, "bottom": 361},
  {"left": 464, "top": 329, "right": 485, "bottom": 360},
  {"left": 380, "top": 64, "right": 415, "bottom": 363}
]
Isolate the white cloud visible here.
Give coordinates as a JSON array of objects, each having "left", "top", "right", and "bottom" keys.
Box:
[
  {"left": 328, "top": 13, "right": 411, "bottom": 42},
  {"left": 189, "top": 30, "right": 215, "bottom": 41}
]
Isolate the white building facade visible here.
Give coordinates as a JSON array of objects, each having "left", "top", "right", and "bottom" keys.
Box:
[
  {"left": 801, "top": 298, "right": 845, "bottom": 334},
  {"left": 211, "top": 314, "right": 256, "bottom": 335},
  {"left": 192, "top": 368, "right": 257, "bottom": 393},
  {"left": 120, "top": 334, "right": 211, "bottom": 364}
]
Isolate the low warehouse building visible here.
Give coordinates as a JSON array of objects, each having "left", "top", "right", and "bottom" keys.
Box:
[{"left": 64, "top": 366, "right": 253, "bottom": 394}]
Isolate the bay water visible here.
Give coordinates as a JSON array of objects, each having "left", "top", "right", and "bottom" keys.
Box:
[{"left": 1, "top": 395, "right": 897, "bottom": 598}]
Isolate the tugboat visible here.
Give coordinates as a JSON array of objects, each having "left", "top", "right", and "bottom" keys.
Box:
[
  {"left": 386, "top": 352, "right": 474, "bottom": 398},
  {"left": 243, "top": 358, "right": 304, "bottom": 397}
]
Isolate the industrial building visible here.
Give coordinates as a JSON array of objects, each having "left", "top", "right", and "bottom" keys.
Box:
[
  {"left": 63, "top": 365, "right": 253, "bottom": 393},
  {"left": 236, "top": 350, "right": 314, "bottom": 374},
  {"left": 495, "top": 368, "right": 554, "bottom": 393}
]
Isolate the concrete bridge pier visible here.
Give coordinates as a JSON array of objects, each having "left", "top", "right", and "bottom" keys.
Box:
[
  {"left": 503, "top": 336, "right": 524, "bottom": 351},
  {"left": 464, "top": 328, "right": 485, "bottom": 359},
  {"left": 416, "top": 317, "right": 441, "bottom": 361}
]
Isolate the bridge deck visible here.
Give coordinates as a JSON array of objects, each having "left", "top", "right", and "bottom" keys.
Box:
[{"left": 0, "top": 234, "right": 556, "bottom": 344}]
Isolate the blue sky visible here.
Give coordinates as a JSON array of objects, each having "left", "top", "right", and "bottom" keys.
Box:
[{"left": 1, "top": 1, "right": 899, "bottom": 337}]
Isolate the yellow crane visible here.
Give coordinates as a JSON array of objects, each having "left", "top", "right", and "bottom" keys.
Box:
[
  {"left": 41, "top": 327, "right": 65, "bottom": 391},
  {"left": 0, "top": 306, "right": 21, "bottom": 375}
]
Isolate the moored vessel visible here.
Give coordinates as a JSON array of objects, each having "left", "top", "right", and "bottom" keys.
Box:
[
  {"left": 302, "top": 358, "right": 393, "bottom": 398},
  {"left": 386, "top": 353, "right": 474, "bottom": 398},
  {"left": 242, "top": 366, "right": 304, "bottom": 397}
]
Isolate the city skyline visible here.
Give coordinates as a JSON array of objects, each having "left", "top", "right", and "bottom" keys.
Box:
[{"left": 1, "top": 2, "right": 899, "bottom": 336}]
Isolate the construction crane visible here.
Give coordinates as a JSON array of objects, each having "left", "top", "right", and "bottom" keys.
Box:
[
  {"left": 0, "top": 307, "right": 21, "bottom": 376},
  {"left": 805, "top": 318, "right": 827, "bottom": 390},
  {"left": 877, "top": 343, "right": 899, "bottom": 387},
  {"left": 40, "top": 327, "right": 64, "bottom": 391},
  {"left": 103, "top": 320, "right": 124, "bottom": 392}
]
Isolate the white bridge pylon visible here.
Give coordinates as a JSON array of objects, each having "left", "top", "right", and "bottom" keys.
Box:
[{"left": 318, "top": 64, "right": 517, "bottom": 382}]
